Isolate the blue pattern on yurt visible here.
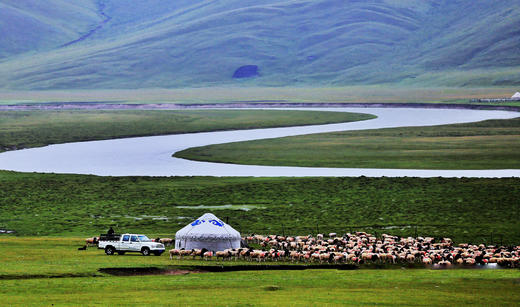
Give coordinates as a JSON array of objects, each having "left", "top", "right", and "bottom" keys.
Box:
[
  {"left": 209, "top": 219, "right": 224, "bottom": 227},
  {"left": 191, "top": 219, "right": 204, "bottom": 226},
  {"left": 191, "top": 218, "right": 224, "bottom": 227}
]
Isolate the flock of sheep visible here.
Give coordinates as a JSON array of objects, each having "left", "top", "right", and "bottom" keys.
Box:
[{"left": 168, "top": 232, "right": 520, "bottom": 267}]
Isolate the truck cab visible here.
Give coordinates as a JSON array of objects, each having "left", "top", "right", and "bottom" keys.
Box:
[{"left": 98, "top": 233, "right": 165, "bottom": 256}]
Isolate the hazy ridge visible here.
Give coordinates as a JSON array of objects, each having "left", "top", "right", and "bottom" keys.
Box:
[{"left": 0, "top": 0, "right": 519, "bottom": 90}]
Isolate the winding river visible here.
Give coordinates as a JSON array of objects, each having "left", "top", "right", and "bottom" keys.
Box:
[{"left": 0, "top": 107, "right": 518, "bottom": 177}]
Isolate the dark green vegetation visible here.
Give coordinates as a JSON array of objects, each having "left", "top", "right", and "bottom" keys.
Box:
[
  {"left": 1, "top": 171, "right": 519, "bottom": 244},
  {"left": 0, "top": 238, "right": 519, "bottom": 306},
  {"left": 176, "top": 117, "right": 520, "bottom": 170},
  {"left": 1, "top": 1, "right": 519, "bottom": 89},
  {"left": 0, "top": 109, "right": 373, "bottom": 151}
]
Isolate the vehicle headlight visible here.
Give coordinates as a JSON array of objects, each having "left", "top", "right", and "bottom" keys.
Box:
[{"left": 155, "top": 244, "right": 164, "bottom": 248}]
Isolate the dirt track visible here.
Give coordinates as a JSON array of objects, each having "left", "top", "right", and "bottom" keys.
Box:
[{"left": 1, "top": 102, "right": 519, "bottom": 111}]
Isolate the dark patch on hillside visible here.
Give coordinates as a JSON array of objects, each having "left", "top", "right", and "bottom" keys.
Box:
[{"left": 233, "top": 65, "right": 259, "bottom": 78}]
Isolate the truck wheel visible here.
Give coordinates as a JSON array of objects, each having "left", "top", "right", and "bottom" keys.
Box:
[
  {"left": 141, "top": 247, "right": 150, "bottom": 256},
  {"left": 105, "top": 246, "right": 115, "bottom": 255},
  {"left": 117, "top": 251, "right": 126, "bottom": 255}
]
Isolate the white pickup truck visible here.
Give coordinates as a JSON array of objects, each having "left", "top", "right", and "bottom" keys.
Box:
[{"left": 98, "top": 234, "right": 165, "bottom": 256}]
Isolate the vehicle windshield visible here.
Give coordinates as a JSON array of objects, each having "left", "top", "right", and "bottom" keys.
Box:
[{"left": 138, "top": 235, "right": 152, "bottom": 242}]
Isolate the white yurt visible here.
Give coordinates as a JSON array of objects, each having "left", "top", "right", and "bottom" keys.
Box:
[
  {"left": 175, "top": 213, "right": 241, "bottom": 251},
  {"left": 512, "top": 92, "right": 520, "bottom": 100}
]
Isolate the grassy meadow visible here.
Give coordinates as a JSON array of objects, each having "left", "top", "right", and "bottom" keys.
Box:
[
  {"left": 2, "top": 267, "right": 519, "bottom": 306},
  {"left": 0, "top": 109, "right": 374, "bottom": 151},
  {"left": 0, "top": 237, "right": 519, "bottom": 306},
  {"left": 176, "top": 117, "right": 520, "bottom": 170},
  {"left": 1, "top": 171, "right": 519, "bottom": 244}
]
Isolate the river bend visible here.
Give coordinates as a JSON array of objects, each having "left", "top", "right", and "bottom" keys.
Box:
[{"left": 0, "top": 107, "right": 518, "bottom": 177}]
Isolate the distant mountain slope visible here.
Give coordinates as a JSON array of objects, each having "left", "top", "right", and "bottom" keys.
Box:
[
  {"left": 412, "top": 1, "right": 520, "bottom": 70},
  {"left": 0, "top": 0, "right": 100, "bottom": 58},
  {"left": 0, "top": 0, "right": 519, "bottom": 89}
]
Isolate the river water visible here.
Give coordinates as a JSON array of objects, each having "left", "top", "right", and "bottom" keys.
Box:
[{"left": 0, "top": 107, "right": 518, "bottom": 177}]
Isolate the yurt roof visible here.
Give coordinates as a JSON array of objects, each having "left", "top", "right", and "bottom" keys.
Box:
[
  {"left": 512, "top": 92, "right": 520, "bottom": 98},
  {"left": 175, "top": 213, "right": 241, "bottom": 241}
]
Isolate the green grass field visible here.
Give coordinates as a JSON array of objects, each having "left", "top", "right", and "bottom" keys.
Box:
[
  {"left": 2, "top": 266, "right": 518, "bottom": 306},
  {"left": 2, "top": 266, "right": 519, "bottom": 306},
  {"left": 0, "top": 109, "right": 374, "bottom": 151},
  {"left": 0, "top": 237, "right": 519, "bottom": 306},
  {"left": 176, "top": 117, "right": 520, "bottom": 170},
  {"left": 1, "top": 172, "right": 519, "bottom": 244}
]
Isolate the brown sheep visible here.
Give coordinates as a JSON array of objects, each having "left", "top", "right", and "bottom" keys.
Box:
[
  {"left": 169, "top": 249, "right": 181, "bottom": 260},
  {"left": 159, "top": 238, "right": 174, "bottom": 246},
  {"left": 215, "top": 250, "right": 231, "bottom": 261},
  {"left": 203, "top": 251, "right": 213, "bottom": 260}
]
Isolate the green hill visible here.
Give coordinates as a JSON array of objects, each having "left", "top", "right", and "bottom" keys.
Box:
[
  {"left": 0, "top": 0, "right": 101, "bottom": 58},
  {"left": 0, "top": 0, "right": 519, "bottom": 90}
]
